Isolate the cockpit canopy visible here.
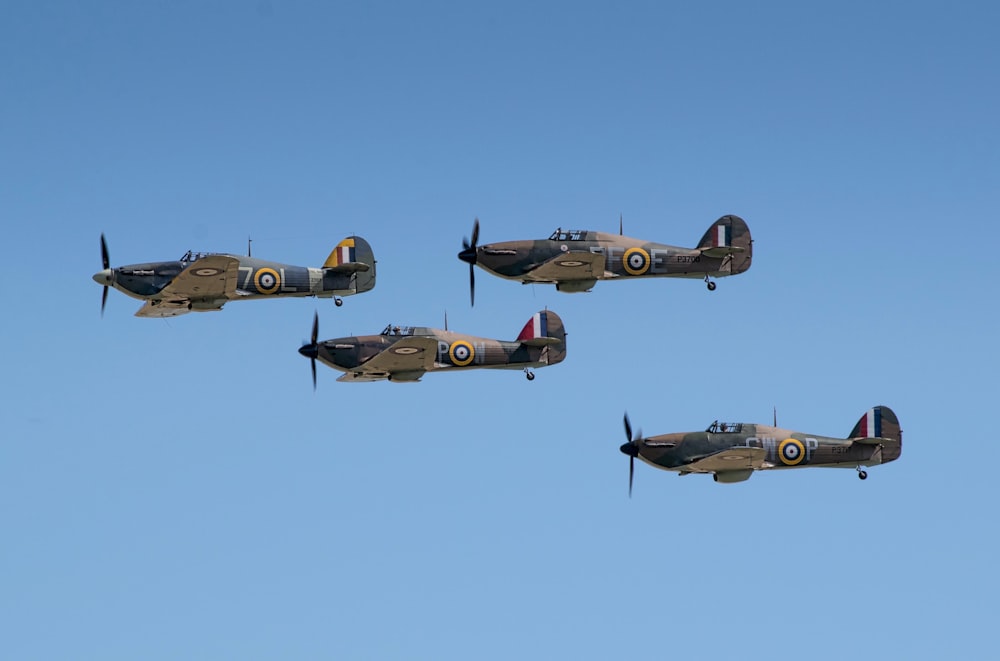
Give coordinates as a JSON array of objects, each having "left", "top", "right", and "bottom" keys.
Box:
[
  {"left": 180, "top": 250, "right": 217, "bottom": 263},
  {"left": 548, "top": 228, "right": 588, "bottom": 241},
  {"left": 707, "top": 421, "right": 744, "bottom": 433},
  {"left": 381, "top": 324, "right": 416, "bottom": 337}
]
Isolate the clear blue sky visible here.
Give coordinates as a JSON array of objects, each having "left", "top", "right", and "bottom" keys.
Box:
[{"left": 2, "top": 1, "right": 999, "bottom": 659}]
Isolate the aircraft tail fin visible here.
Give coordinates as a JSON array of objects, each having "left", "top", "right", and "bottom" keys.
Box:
[
  {"left": 696, "top": 215, "right": 752, "bottom": 274},
  {"left": 848, "top": 405, "right": 902, "bottom": 462},
  {"left": 323, "top": 236, "right": 376, "bottom": 293},
  {"left": 516, "top": 310, "right": 567, "bottom": 365}
]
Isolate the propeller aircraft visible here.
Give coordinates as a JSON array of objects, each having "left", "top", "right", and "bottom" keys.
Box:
[
  {"left": 298, "top": 309, "right": 566, "bottom": 385},
  {"left": 92, "top": 234, "right": 376, "bottom": 317},
  {"left": 457, "top": 214, "right": 751, "bottom": 304},
  {"left": 620, "top": 406, "right": 901, "bottom": 493}
]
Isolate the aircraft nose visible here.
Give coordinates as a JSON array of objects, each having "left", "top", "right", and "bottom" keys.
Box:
[
  {"left": 298, "top": 344, "right": 319, "bottom": 360},
  {"left": 620, "top": 442, "right": 639, "bottom": 458},
  {"left": 92, "top": 268, "right": 114, "bottom": 285},
  {"left": 457, "top": 246, "right": 477, "bottom": 265}
]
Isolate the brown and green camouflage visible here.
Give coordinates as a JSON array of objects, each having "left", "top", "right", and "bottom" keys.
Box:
[
  {"left": 299, "top": 310, "right": 567, "bottom": 384},
  {"left": 92, "top": 235, "right": 376, "bottom": 317},
  {"left": 621, "top": 406, "right": 901, "bottom": 487},
  {"left": 458, "top": 215, "right": 751, "bottom": 300}
]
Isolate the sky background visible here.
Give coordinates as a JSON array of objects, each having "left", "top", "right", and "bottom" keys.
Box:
[{"left": 2, "top": 1, "right": 999, "bottom": 659}]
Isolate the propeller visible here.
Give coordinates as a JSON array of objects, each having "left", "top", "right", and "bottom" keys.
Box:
[
  {"left": 621, "top": 413, "right": 642, "bottom": 497},
  {"left": 298, "top": 312, "right": 320, "bottom": 390},
  {"left": 93, "top": 234, "right": 112, "bottom": 316},
  {"left": 457, "top": 218, "right": 480, "bottom": 306}
]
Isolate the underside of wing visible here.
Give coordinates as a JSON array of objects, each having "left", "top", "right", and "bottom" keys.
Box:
[
  {"left": 134, "top": 300, "right": 193, "bottom": 318},
  {"left": 682, "top": 447, "right": 767, "bottom": 473},
  {"left": 350, "top": 337, "right": 439, "bottom": 378},
  {"left": 522, "top": 251, "right": 606, "bottom": 283},
  {"left": 157, "top": 255, "right": 240, "bottom": 302}
]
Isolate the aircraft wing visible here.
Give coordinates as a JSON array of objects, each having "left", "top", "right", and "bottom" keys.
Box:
[
  {"left": 135, "top": 300, "right": 194, "bottom": 318},
  {"left": 522, "top": 251, "right": 606, "bottom": 283},
  {"left": 337, "top": 336, "right": 439, "bottom": 381},
  {"left": 157, "top": 255, "right": 240, "bottom": 302},
  {"left": 682, "top": 447, "right": 767, "bottom": 473}
]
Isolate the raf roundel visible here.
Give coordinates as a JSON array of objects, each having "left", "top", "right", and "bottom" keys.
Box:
[
  {"left": 254, "top": 267, "right": 281, "bottom": 294},
  {"left": 779, "top": 438, "right": 805, "bottom": 466},
  {"left": 448, "top": 340, "right": 475, "bottom": 366},
  {"left": 193, "top": 266, "right": 223, "bottom": 277},
  {"left": 622, "top": 247, "right": 650, "bottom": 276}
]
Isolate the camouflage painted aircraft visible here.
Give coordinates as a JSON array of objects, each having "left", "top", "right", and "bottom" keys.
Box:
[
  {"left": 619, "top": 406, "right": 901, "bottom": 492},
  {"left": 298, "top": 309, "right": 566, "bottom": 386},
  {"left": 457, "top": 214, "right": 751, "bottom": 304},
  {"left": 92, "top": 234, "right": 376, "bottom": 317}
]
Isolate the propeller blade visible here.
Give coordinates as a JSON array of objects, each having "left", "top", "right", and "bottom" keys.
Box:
[
  {"left": 100, "top": 233, "right": 109, "bottom": 270},
  {"left": 629, "top": 455, "right": 634, "bottom": 498},
  {"left": 458, "top": 218, "right": 480, "bottom": 306},
  {"left": 296, "top": 312, "right": 320, "bottom": 390},
  {"left": 622, "top": 412, "right": 641, "bottom": 497},
  {"left": 469, "top": 264, "right": 475, "bottom": 307},
  {"left": 99, "top": 234, "right": 110, "bottom": 316}
]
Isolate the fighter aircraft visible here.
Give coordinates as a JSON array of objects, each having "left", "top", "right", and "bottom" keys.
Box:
[
  {"left": 619, "top": 406, "right": 901, "bottom": 492},
  {"left": 457, "top": 214, "right": 751, "bottom": 304},
  {"left": 298, "top": 309, "right": 566, "bottom": 385},
  {"left": 92, "top": 234, "right": 376, "bottom": 317}
]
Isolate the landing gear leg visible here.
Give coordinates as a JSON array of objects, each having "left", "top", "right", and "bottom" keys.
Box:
[
  {"left": 334, "top": 297, "right": 344, "bottom": 307},
  {"left": 856, "top": 467, "right": 868, "bottom": 480},
  {"left": 705, "top": 275, "right": 716, "bottom": 291},
  {"left": 524, "top": 368, "right": 535, "bottom": 381}
]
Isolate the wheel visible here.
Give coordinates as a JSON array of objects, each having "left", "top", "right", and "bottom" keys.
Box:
[
  {"left": 858, "top": 470, "right": 868, "bottom": 480},
  {"left": 526, "top": 372, "right": 535, "bottom": 381},
  {"left": 334, "top": 297, "right": 344, "bottom": 307},
  {"left": 707, "top": 281, "right": 717, "bottom": 291}
]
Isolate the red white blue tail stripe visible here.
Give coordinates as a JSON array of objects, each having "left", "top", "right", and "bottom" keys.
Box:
[
  {"left": 335, "top": 242, "right": 356, "bottom": 265},
  {"left": 860, "top": 407, "right": 882, "bottom": 438},
  {"left": 324, "top": 238, "right": 357, "bottom": 268},
  {"left": 517, "top": 311, "right": 549, "bottom": 342},
  {"left": 714, "top": 223, "right": 732, "bottom": 248}
]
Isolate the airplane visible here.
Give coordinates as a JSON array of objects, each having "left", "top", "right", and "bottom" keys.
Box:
[
  {"left": 457, "top": 214, "right": 751, "bottom": 304},
  {"left": 92, "top": 234, "right": 376, "bottom": 317},
  {"left": 619, "top": 405, "right": 901, "bottom": 492},
  {"left": 298, "top": 309, "right": 566, "bottom": 385}
]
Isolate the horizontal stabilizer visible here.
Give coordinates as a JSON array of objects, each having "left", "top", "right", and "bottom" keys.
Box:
[
  {"left": 851, "top": 436, "right": 893, "bottom": 446},
  {"left": 323, "top": 261, "right": 371, "bottom": 274},
  {"left": 520, "top": 337, "right": 561, "bottom": 347},
  {"left": 700, "top": 245, "right": 745, "bottom": 258}
]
